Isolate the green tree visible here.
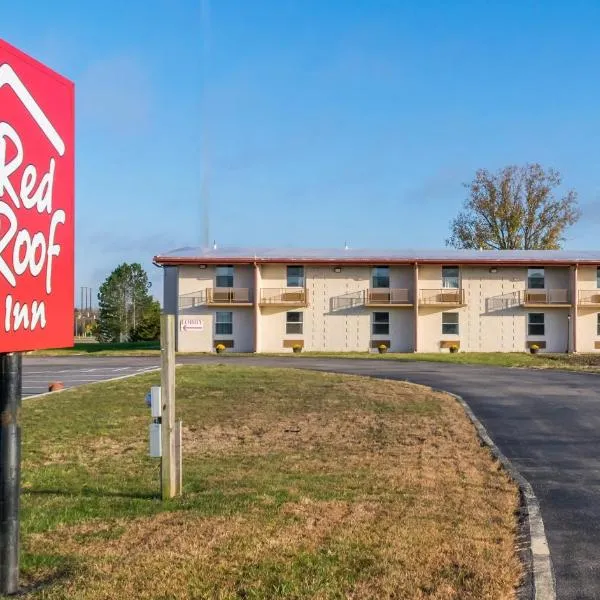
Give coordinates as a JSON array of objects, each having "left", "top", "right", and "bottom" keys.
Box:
[
  {"left": 447, "top": 164, "right": 580, "bottom": 250},
  {"left": 129, "top": 299, "right": 161, "bottom": 341},
  {"left": 97, "top": 263, "right": 154, "bottom": 342}
]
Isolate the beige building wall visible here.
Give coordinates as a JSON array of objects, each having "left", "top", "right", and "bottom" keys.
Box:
[
  {"left": 576, "top": 266, "right": 600, "bottom": 352},
  {"left": 259, "top": 265, "right": 372, "bottom": 352},
  {"left": 260, "top": 264, "right": 287, "bottom": 289},
  {"left": 577, "top": 309, "right": 599, "bottom": 352},
  {"left": 418, "top": 264, "right": 466, "bottom": 352},
  {"left": 170, "top": 261, "right": 587, "bottom": 354},
  {"left": 544, "top": 267, "right": 570, "bottom": 293},
  {"left": 259, "top": 265, "right": 415, "bottom": 352},
  {"left": 177, "top": 264, "right": 255, "bottom": 352},
  {"left": 177, "top": 308, "right": 254, "bottom": 353},
  {"left": 418, "top": 265, "right": 571, "bottom": 353}
]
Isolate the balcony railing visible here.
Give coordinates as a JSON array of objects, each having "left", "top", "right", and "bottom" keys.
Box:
[
  {"left": 178, "top": 293, "right": 206, "bottom": 309},
  {"left": 523, "top": 289, "right": 570, "bottom": 306},
  {"left": 260, "top": 288, "right": 307, "bottom": 307},
  {"left": 578, "top": 290, "right": 600, "bottom": 306},
  {"left": 206, "top": 287, "right": 253, "bottom": 305},
  {"left": 365, "top": 288, "right": 412, "bottom": 306},
  {"left": 419, "top": 288, "right": 465, "bottom": 306}
]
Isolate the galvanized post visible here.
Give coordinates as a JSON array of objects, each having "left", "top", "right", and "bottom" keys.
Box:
[{"left": 0, "top": 353, "right": 21, "bottom": 595}]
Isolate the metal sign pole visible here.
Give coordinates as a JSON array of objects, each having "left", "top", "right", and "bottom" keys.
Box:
[{"left": 0, "top": 353, "right": 21, "bottom": 595}]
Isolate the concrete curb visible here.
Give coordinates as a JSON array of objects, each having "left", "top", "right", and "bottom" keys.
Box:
[{"left": 446, "top": 391, "right": 556, "bottom": 600}]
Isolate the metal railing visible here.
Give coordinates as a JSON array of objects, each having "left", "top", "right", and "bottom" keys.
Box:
[
  {"left": 419, "top": 288, "right": 465, "bottom": 305},
  {"left": 523, "top": 289, "right": 569, "bottom": 304},
  {"left": 206, "top": 287, "right": 253, "bottom": 304},
  {"left": 260, "top": 288, "right": 307, "bottom": 305},
  {"left": 578, "top": 290, "right": 600, "bottom": 305},
  {"left": 178, "top": 292, "right": 206, "bottom": 309},
  {"left": 366, "top": 288, "right": 411, "bottom": 305}
]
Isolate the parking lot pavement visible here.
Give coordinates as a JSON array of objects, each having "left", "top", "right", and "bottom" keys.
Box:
[{"left": 22, "top": 356, "right": 160, "bottom": 397}]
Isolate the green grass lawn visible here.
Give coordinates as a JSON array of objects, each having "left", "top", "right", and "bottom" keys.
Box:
[
  {"left": 30, "top": 341, "right": 161, "bottom": 356},
  {"left": 277, "top": 350, "right": 600, "bottom": 370},
  {"left": 16, "top": 365, "right": 521, "bottom": 599}
]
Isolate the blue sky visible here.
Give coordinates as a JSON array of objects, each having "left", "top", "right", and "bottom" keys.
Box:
[{"left": 5, "top": 0, "right": 600, "bottom": 303}]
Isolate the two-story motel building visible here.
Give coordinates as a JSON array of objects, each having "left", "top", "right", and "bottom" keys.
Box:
[{"left": 153, "top": 247, "right": 600, "bottom": 354}]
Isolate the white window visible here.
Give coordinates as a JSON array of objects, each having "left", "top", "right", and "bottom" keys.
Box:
[
  {"left": 528, "top": 313, "right": 545, "bottom": 336},
  {"left": 528, "top": 268, "right": 545, "bottom": 289},
  {"left": 372, "top": 312, "right": 389, "bottom": 335},
  {"left": 287, "top": 266, "right": 304, "bottom": 287},
  {"left": 286, "top": 312, "right": 303, "bottom": 334},
  {"left": 442, "top": 312, "right": 459, "bottom": 334},
  {"left": 442, "top": 266, "right": 459, "bottom": 289},
  {"left": 215, "top": 265, "right": 234, "bottom": 288},
  {"left": 215, "top": 311, "right": 233, "bottom": 335},
  {"left": 371, "top": 266, "right": 390, "bottom": 288}
]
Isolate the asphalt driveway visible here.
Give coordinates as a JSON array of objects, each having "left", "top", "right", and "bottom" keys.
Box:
[{"left": 24, "top": 354, "right": 600, "bottom": 599}]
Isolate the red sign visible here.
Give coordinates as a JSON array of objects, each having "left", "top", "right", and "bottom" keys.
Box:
[{"left": 0, "top": 39, "right": 74, "bottom": 352}]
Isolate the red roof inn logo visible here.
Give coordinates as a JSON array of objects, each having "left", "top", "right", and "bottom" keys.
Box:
[{"left": 0, "top": 39, "right": 74, "bottom": 352}]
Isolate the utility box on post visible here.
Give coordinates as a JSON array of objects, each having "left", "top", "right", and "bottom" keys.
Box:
[
  {"left": 150, "top": 386, "right": 161, "bottom": 418},
  {"left": 149, "top": 423, "right": 162, "bottom": 458},
  {"left": 146, "top": 386, "right": 162, "bottom": 457}
]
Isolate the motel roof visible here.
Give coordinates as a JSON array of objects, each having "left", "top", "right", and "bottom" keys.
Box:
[{"left": 153, "top": 247, "right": 600, "bottom": 266}]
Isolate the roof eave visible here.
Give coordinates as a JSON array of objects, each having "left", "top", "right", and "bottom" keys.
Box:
[{"left": 153, "top": 255, "right": 600, "bottom": 267}]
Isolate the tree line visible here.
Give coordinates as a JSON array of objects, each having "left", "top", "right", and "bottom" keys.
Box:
[{"left": 95, "top": 263, "right": 160, "bottom": 343}]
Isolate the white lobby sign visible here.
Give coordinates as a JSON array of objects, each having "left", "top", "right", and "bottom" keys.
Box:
[{"left": 180, "top": 318, "right": 204, "bottom": 332}]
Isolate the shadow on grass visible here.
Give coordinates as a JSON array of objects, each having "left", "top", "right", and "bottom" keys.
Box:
[
  {"left": 25, "top": 488, "right": 160, "bottom": 500},
  {"left": 18, "top": 554, "right": 80, "bottom": 597}
]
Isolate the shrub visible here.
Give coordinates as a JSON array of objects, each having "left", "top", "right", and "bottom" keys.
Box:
[
  {"left": 378, "top": 344, "right": 388, "bottom": 354},
  {"left": 530, "top": 344, "right": 540, "bottom": 354},
  {"left": 292, "top": 344, "right": 303, "bottom": 354},
  {"left": 215, "top": 344, "right": 226, "bottom": 354},
  {"left": 449, "top": 344, "right": 459, "bottom": 354}
]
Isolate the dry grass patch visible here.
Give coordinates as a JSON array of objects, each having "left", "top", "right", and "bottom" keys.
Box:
[{"left": 18, "top": 365, "right": 522, "bottom": 599}]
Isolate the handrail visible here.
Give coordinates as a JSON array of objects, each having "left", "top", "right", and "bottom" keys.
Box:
[
  {"left": 178, "top": 291, "right": 207, "bottom": 308},
  {"left": 524, "top": 289, "right": 569, "bottom": 304},
  {"left": 578, "top": 290, "right": 600, "bottom": 305},
  {"left": 366, "top": 288, "right": 411, "bottom": 304},
  {"left": 207, "top": 287, "right": 253, "bottom": 304},
  {"left": 260, "top": 288, "right": 307, "bottom": 304},
  {"left": 419, "top": 288, "right": 465, "bottom": 304}
]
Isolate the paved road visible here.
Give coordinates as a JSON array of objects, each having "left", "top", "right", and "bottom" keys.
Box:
[
  {"left": 22, "top": 356, "right": 159, "bottom": 396},
  {"left": 23, "top": 355, "right": 600, "bottom": 599}
]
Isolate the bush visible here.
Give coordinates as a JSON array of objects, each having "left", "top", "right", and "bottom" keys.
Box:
[
  {"left": 292, "top": 344, "right": 303, "bottom": 354},
  {"left": 215, "top": 344, "right": 226, "bottom": 354},
  {"left": 449, "top": 345, "right": 459, "bottom": 354},
  {"left": 530, "top": 344, "right": 540, "bottom": 354},
  {"left": 378, "top": 344, "right": 388, "bottom": 354}
]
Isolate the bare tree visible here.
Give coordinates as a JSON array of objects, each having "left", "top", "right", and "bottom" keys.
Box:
[{"left": 447, "top": 164, "right": 580, "bottom": 249}]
